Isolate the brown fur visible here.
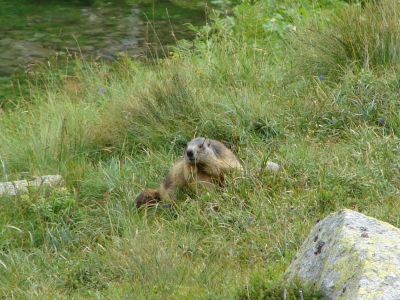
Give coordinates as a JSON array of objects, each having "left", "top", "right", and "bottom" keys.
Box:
[{"left": 135, "top": 137, "right": 242, "bottom": 208}]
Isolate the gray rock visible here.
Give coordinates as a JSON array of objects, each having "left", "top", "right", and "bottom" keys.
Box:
[
  {"left": 285, "top": 209, "right": 400, "bottom": 300},
  {"left": 0, "top": 175, "right": 64, "bottom": 196}
]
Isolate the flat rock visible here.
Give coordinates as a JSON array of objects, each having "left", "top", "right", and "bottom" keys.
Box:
[
  {"left": 285, "top": 209, "right": 400, "bottom": 300},
  {"left": 0, "top": 175, "right": 64, "bottom": 196}
]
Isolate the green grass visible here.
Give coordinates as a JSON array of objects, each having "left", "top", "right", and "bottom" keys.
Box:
[{"left": 0, "top": 0, "right": 400, "bottom": 298}]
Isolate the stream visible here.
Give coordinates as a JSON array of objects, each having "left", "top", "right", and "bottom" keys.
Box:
[{"left": 0, "top": 0, "right": 233, "bottom": 104}]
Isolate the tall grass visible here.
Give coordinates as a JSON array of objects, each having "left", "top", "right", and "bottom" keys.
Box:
[
  {"left": 0, "top": 0, "right": 399, "bottom": 298},
  {"left": 289, "top": 0, "right": 400, "bottom": 80}
]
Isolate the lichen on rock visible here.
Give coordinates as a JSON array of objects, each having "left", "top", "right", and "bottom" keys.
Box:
[{"left": 285, "top": 209, "right": 400, "bottom": 300}]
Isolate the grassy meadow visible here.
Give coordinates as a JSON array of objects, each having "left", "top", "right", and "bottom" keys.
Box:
[{"left": 1, "top": 0, "right": 400, "bottom": 298}]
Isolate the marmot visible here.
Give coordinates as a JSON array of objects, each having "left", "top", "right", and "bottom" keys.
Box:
[{"left": 135, "top": 137, "right": 243, "bottom": 207}]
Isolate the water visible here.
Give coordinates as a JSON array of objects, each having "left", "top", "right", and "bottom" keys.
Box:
[{"left": 0, "top": 0, "right": 233, "bottom": 104}]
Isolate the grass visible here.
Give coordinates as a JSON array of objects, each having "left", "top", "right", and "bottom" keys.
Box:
[{"left": 0, "top": 0, "right": 400, "bottom": 298}]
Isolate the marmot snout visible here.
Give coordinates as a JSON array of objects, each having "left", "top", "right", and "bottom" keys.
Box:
[
  {"left": 185, "top": 149, "right": 195, "bottom": 161},
  {"left": 135, "top": 137, "right": 243, "bottom": 207}
]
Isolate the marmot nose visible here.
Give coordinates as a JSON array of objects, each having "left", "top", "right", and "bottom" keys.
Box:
[{"left": 186, "top": 150, "right": 194, "bottom": 158}]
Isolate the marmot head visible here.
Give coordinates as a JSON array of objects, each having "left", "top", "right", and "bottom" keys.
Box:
[{"left": 185, "top": 137, "right": 217, "bottom": 165}]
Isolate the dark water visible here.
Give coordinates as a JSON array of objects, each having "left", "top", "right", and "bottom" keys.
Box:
[{"left": 0, "top": 1, "right": 232, "bottom": 103}]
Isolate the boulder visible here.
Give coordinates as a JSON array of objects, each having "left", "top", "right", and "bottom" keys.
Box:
[{"left": 285, "top": 209, "right": 400, "bottom": 300}]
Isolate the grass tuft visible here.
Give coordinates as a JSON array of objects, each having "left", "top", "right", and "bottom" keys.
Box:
[{"left": 289, "top": 0, "right": 400, "bottom": 80}]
